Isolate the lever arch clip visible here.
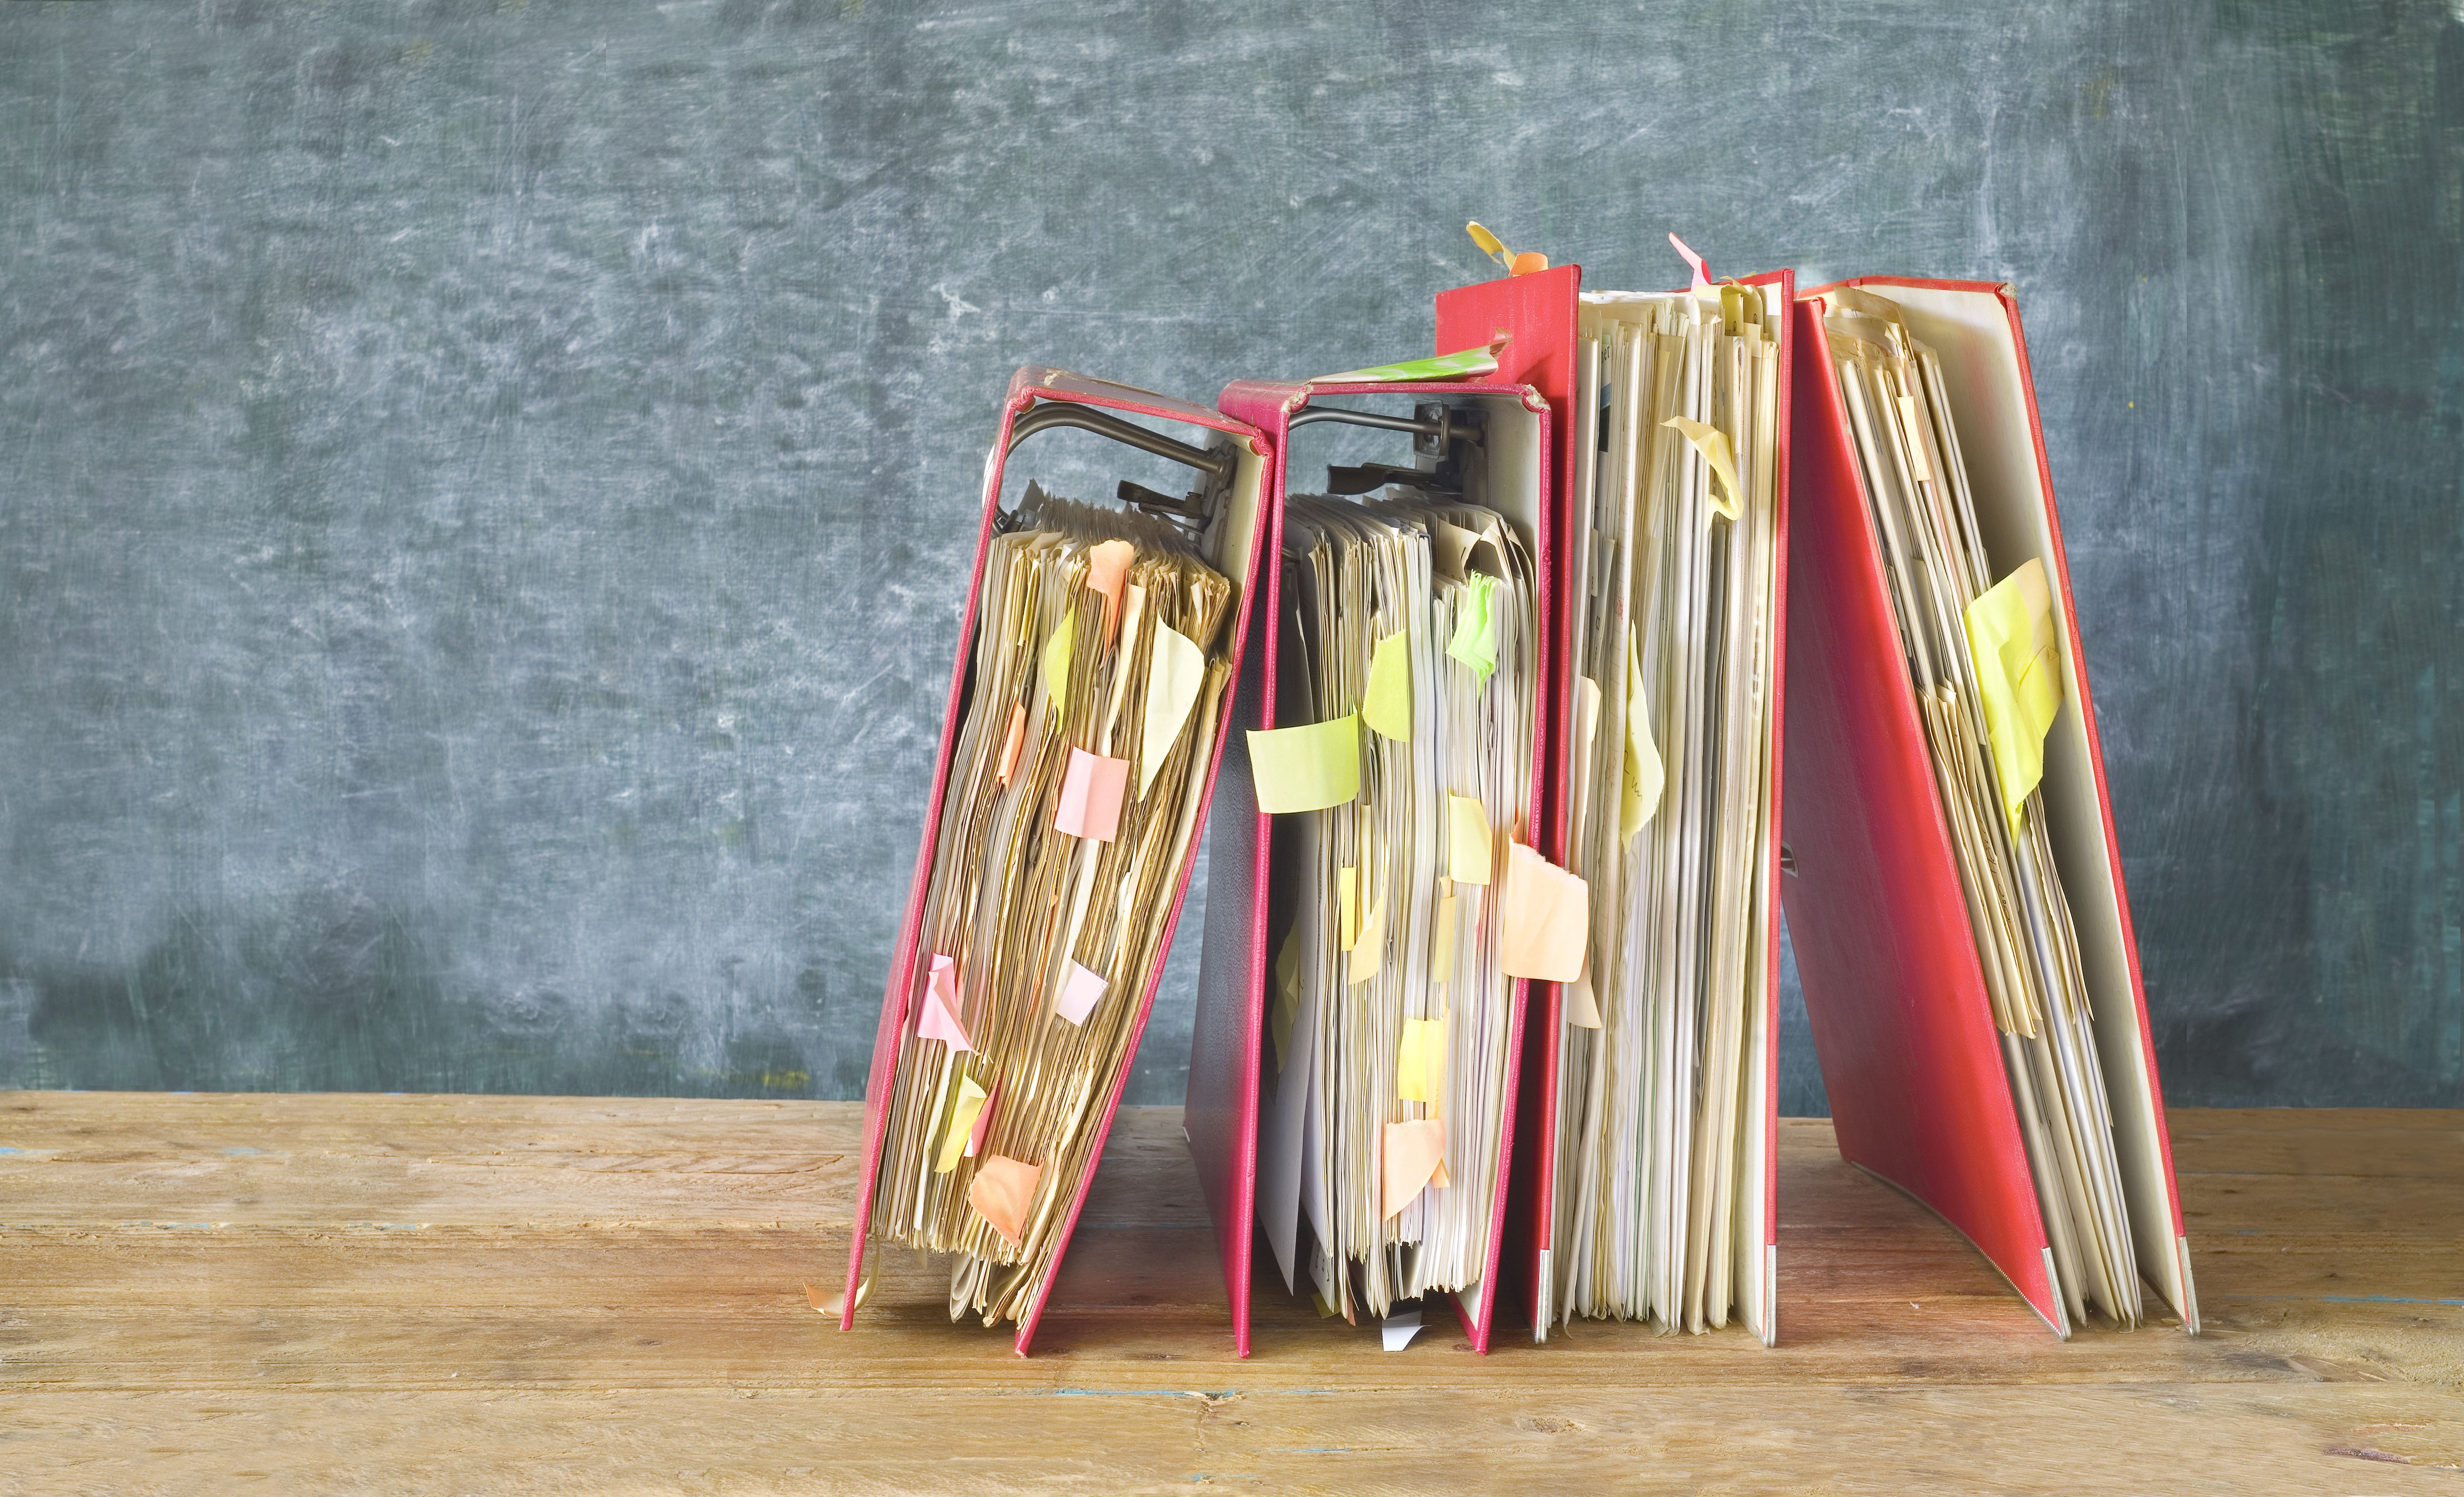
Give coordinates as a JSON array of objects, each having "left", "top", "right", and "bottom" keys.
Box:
[
  {"left": 995, "top": 397, "right": 1237, "bottom": 534},
  {"left": 1295, "top": 400, "right": 1487, "bottom": 499}
]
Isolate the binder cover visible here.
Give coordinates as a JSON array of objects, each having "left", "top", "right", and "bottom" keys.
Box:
[
  {"left": 1187, "top": 377, "right": 1554, "bottom": 1357},
  {"left": 841, "top": 366, "right": 1271, "bottom": 1356},
  {"left": 1436, "top": 265, "right": 1792, "bottom": 1345},
  {"left": 1784, "top": 279, "right": 2198, "bottom": 1336}
]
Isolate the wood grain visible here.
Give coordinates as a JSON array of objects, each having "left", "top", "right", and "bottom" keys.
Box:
[{"left": 1, "top": 1097, "right": 2458, "bottom": 1493}]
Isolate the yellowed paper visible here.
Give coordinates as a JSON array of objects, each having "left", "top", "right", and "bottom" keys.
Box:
[
  {"left": 1621, "top": 624, "right": 1664, "bottom": 842},
  {"left": 1362, "top": 630, "right": 1413, "bottom": 741},
  {"left": 1039, "top": 611, "right": 1075, "bottom": 713}
]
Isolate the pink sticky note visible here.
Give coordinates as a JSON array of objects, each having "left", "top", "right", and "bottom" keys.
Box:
[
  {"left": 1055, "top": 961, "right": 1109, "bottom": 1026},
  {"left": 917, "top": 953, "right": 974, "bottom": 1053},
  {"left": 1054, "top": 748, "right": 1130, "bottom": 842}
]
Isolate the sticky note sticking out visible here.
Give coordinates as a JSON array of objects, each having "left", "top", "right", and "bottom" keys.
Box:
[
  {"left": 935, "top": 1072, "right": 989, "bottom": 1174},
  {"left": 1965, "top": 558, "right": 2064, "bottom": 836},
  {"left": 1055, "top": 960, "right": 1108, "bottom": 1026},
  {"left": 1086, "top": 540, "right": 1136, "bottom": 644},
  {"left": 1448, "top": 795, "right": 1493, "bottom": 886},
  {"left": 1347, "top": 894, "right": 1386, "bottom": 986},
  {"left": 1055, "top": 747, "right": 1130, "bottom": 842},
  {"left": 968, "top": 1154, "right": 1040, "bottom": 1248},
  {"left": 1040, "top": 611, "right": 1076, "bottom": 714},
  {"left": 1621, "top": 627, "right": 1664, "bottom": 843},
  {"left": 1445, "top": 575, "right": 1497, "bottom": 684},
  {"left": 1508, "top": 250, "right": 1549, "bottom": 276},
  {"left": 1362, "top": 630, "right": 1413, "bottom": 741},
  {"left": 1467, "top": 220, "right": 1512, "bottom": 270},
  {"left": 966, "top": 1079, "right": 999, "bottom": 1158},
  {"left": 918, "top": 954, "right": 974, "bottom": 1053},
  {"left": 1498, "top": 844, "right": 1590, "bottom": 982},
  {"left": 1247, "top": 713, "right": 1361, "bottom": 814},
  {"left": 1397, "top": 1015, "right": 1445, "bottom": 1103},
  {"left": 996, "top": 701, "right": 1028, "bottom": 787},
  {"left": 1139, "top": 623, "right": 1206, "bottom": 797},
  {"left": 1381, "top": 1309, "right": 1425, "bottom": 1351},
  {"left": 1311, "top": 346, "right": 1500, "bottom": 385},
  {"left": 1338, "top": 866, "right": 1360, "bottom": 952},
  {"left": 1272, "top": 925, "right": 1303, "bottom": 1071},
  {"left": 1431, "top": 888, "right": 1457, "bottom": 984},
  {"left": 1312, "top": 1291, "right": 1341, "bottom": 1319},
  {"left": 1663, "top": 416, "right": 1742, "bottom": 522},
  {"left": 1382, "top": 1118, "right": 1447, "bottom": 1219},
  {"left": 1670, "top": 231, "right": 1714, "bottom": 294},
  {"left": 1564, "top": 953, "right": 1603, "bottom": 1029}
]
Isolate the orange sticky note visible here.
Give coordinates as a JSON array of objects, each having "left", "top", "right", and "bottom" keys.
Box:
[
  {"left": 917, "top": 954, "right": 973, "bottom": 1052},
  {"left": 996, "top": 702, "right": 1028, "bottom": 786},
  {"left": 969, "top": 1154, "right": 1041, "bottom": 1247},
  {"left": 1054, "top": 747, "right": 1130, "bottom": 842},
  {"left": 1055, "top": 960, "right": 1108, "bottom": 1025},
  {"left": 1497, "top": 843, "right": 1589, "bottom": 982},
  {"left": 1086, "top": 539, "right": 1136, "bottom": 644},
  {"left": 1382, "top": 1118, "right": 1446, "bottom": 1219}
]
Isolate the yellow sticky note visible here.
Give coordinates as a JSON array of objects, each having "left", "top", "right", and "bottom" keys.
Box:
[
  {"left": 934, "top": 1072, "right": 989, "bottom": 1174},
  {"left": 1040, "top": 610, "right": 1076, "bottom": 714},
  {"left": 1397, "top": 1015, "right": 1445, "bottom": 1103},
  {"left": 1382, "top": 1118, "right": 1446, "bottom": 1219},
  {"left": 1620, "top": 625, "right": 1664, "bottom": 843},
  {"left": 1431, "top": 887, "right": 1457, "bottom": 985},
  {"left": 1449, "top": 795, "right": 1493, "bottom": 886},
  {"left": 1965, "top": 558, "right": 2064, "bottom": 836},
  {"left": 1445, "top": 575, "right": 1498, "bottom": 683},
  {"left": 1139, "top": 622, "right": 1206, "bottom": 797},
  {"left": 1247, "top": 712, "right": 1361, "bottom": 814},
  {"left": 1362, "top": 630, "right": 1413, "bottom": 741},
  {"left": 1271, "top": 924, "right": 1302, "bottom": 1071},
  {"left": 1348, "top": 893, "right": 1386, "bottom": 986},
  {"left": 1338, "top": 866, "right": 1359, "bottom": 953},
  {"left": 1663, "top": 416, "right": 1742, "bottom": 522},
  {"left": 1498, "top": 843, "right": 1589, "bottom": 982}
]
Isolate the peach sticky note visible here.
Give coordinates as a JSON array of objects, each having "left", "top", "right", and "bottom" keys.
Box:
[
  {"left": 965, "top": 1079, "right": 1000, "bottom": 1159},
  {"left": 1396, "top": 1015, "right": 1445, "bottom": 1103},
  {"left": 1449, "top": 794, "right": 1493, "bottom": 885},
  {"left": 935, "top": 1071, "right": 989, "bottom": 1174},
  {"left": 1498, "top": 843, "right": 1590, "bottom": 982},
  {"left": 997, "top": 701, "right": 1028, "bottom": 787},
  {"left": 1246, "top": 712, "right": 1361, "bottom": 814},
  {"left": 918, "top": 954, "right": 974, "bottom": 1053},
  {"left": 1382, "top": 1118, "right": 1446, "bottom": 1219},
  {"left": 968, "top": 1154, "right": 1040, "bottom": 1248},
  {"left": 1055, "top": 960, "right": 1108, "bottom": 1026},
  {"left": 1564, "top": 949, "right": 1604, "bottom": 1029},
  {"left": 1086, "top": 539, "right": 1136, "bottom": 644},
  {"left": 1361, "top": 630, "right": 1412, "bottom": 741},
  {"left": 1054, "top": 747, "right": 1130, "bottom": 842}
]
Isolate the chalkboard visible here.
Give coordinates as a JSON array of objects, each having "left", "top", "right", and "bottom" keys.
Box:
[{"left": 1, "top": 0, "right": 2456, "bottom": 1112}]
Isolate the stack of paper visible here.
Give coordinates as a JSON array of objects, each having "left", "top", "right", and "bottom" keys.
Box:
[
  {"left": 861, "top": 484, "right": 1237, "bottom": 1330},
  {"left": 1249, "top": 481, "right": 1542, "bottom": 1327},
  {"left": 1817, "top": 286, "right": 2140, "bottom": 1329},
  {"left": 1549, "top": 279, "right": 1783, "bottom": 1334}
]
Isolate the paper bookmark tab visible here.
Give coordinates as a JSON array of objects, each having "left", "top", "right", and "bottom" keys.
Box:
[
  {"left": 1965, "top": 558, "right": 2064, "bottom": 836},
  {"left": 997, "top": 701, "right": 1028, "bottom": 786},
  {"left": 1431, "top": 887, "right": 1457, "bottom": 984},
  {"left": 1271, "top": 924, "right": 1303, "bottom": 1071},
  {"left": 1055, "top": 960, "right": 1109, "bottom": 1026},
  {"left": 1670, "top": 231, "right": 1714, "bottom": 294},
  {"left": 1397, "top": 1015, "right": 1445, "bottom": 1103},
  {"left": 1448, "top": 794, "right": 1493, "bottom": 885},
  {"left": 968, "top": 1154, "right": 1040, "bottom": 1248},
  {"left": 1498, "top": 843, "right": 1589, "bottom": 982},
  {"left": 1362, "top": 630, "right": 1413, "bottom": 741},
  {"left": 1663, "top": 416, "right": 1742, "bottom": 521},
  {"left": 1312, "top": 346, "right": 1499, "bottom": 385},
  {"left": 1054, "top": 747, "right": 1130, "bottom": 842},
  {"left": 1337, "top": 866, "right": 1360, "bottom": 952},
  {"left": 918, "top": 954, "right": 974, "bottom": 1053},
  {"left": 1382, "top": 1118, "right": 1447, "bottom": 1219},
  {"left": 1086, "top": 539, "right": 1136, "bottom": 644},
  {"left": 934, "top": 1072, "right": 989, "bottom": 1174},
  {"left": 1040, "top": 611, "right": 1076, "bottom": 714},
  {"left": 1138, "top": 623, "right": 1206, "bottom": 796},
  {"left": 1445, "top": 575, "right": 1497, "bottom": 683},
  {"left": 1621, "top": 625, "right": 1665, "bottom": 843},
  {"left": 1248, "top": 712, "right": 1361, "bottom": 813},
  {"left": 1347, "top": 894, "right": 1386, "bottom": 986}
]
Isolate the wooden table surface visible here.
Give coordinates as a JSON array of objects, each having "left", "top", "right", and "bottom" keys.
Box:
[{"left": 0, "top": 1095, "right": 2457, "bottom": 1494}]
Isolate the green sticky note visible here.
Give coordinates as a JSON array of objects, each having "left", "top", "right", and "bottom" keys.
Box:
[
  {"left": 1362, "top": 630, "right": 1413, "bottom": 741},
  {"left": 1310, "top": 345, "right": 1500, "bottom": 386},
  {"left": 1040, "top": 610, "right": 1076, "bottom": 715},
  {"left": 1246, "top": 712, "right": 1361, "bottom": 814},
  {"left": 1445, "top": 575, "right": 1497, "bottom": 684}
]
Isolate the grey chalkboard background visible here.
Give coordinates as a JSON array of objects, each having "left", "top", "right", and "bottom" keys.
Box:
[{"left": 2, "top": 0, "right": 2457, "bottom": 1113}]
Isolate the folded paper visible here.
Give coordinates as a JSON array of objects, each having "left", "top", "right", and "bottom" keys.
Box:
[
  {"left": 918, "top": 954, "right": 974, "bottom": 1053},
  {"left": 1382, "top": 1118, "right": 1447, "bottom": 1219},
  {"left": 1247, "top": 712, "right": 1361, "bottom": 814},
  {"left": 1347, "top": 894, "right": 1386, "bottom": 986},
  {"left": 1055, "top": 747, "right": 1130, "bottom": 842},
  {"left": 968, "top": 1154, "right": 1040, "bottom": 1248},
  {"left": 1498, "top": 843, "right": 1589, "bottom": 982},
  {"left": 1663, "top": 415, "right": 1742, "bottom": 522},
  {"left": 1621, "top": 625, "right": 1664, "bottom": 842},
  {"left": 1449, "top": 794, "right": 1493, "bottom": 885},
  {"left": 1362, "top": 630, "right": 1413, "bottom": 741},
  {"left": 1965, "top": 558, "right": 2063, "bottom": 836},
  {"left": 935, "top": 1072, "right": 990, "bottom": 1174},
  {"left": 1139, "top": 623, "right": 1207, "bottom": 796},
  {"left": 1055, "top": 960, "right": 1108, "bottom": 1026}
]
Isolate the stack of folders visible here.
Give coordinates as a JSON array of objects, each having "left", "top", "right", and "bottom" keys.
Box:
[
  {"left": 843, "top": 369, "right": 1267, "bottom": 1355},
  {"left": 1814, "top": 286, "right": 2139, "bottom": 1328},
  {"left": 1547, "top": 278, "right": 1785, "bottom": 1335}
]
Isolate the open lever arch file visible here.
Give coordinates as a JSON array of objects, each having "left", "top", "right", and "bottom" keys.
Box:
[
  {"left": 1436, "top": 259, "right": 1793, "bottom": 1345},
  {"left": 1186, "top": 377, "right": 1557, "bottom": 1357},
  {"left": 840, "top": 367, "right": 1270, "bottom": 1356},
  {"left": 1783, "top": 279, "right": 2198, "bottom": 1337}
]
